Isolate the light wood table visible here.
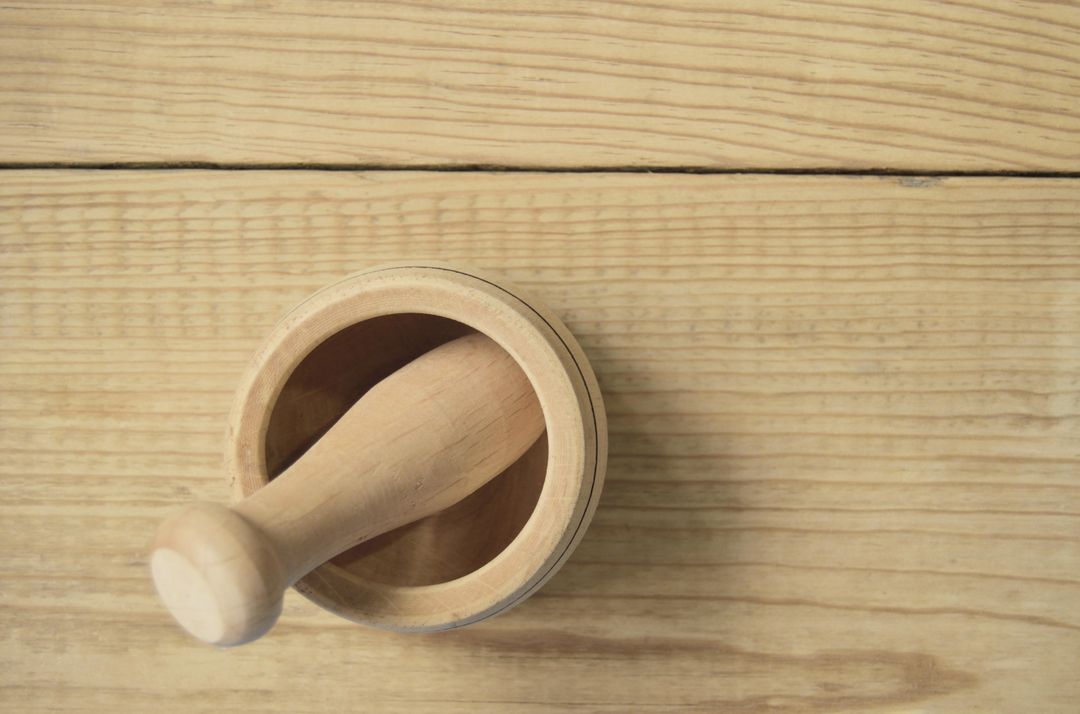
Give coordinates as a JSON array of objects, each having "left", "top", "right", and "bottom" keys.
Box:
[{"left": 2, "top": 4, "right": 1078, "bottom": 713}]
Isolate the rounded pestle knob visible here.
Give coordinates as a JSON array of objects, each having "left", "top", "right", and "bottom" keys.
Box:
[{"left": 151, "top": 333, "right": 545, "bottom": 646}]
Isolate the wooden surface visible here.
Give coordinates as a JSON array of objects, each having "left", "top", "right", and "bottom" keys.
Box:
[
  {"left": 2, "top": 1, "right": 1080, "bottom": 170},
  {"left": 1, "top": 171, "right": 1078, "bottom": 711}
]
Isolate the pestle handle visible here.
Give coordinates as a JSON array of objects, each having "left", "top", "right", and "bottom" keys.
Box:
[{"left": 151, "top": 333, "right": 545, "bottom": 646}]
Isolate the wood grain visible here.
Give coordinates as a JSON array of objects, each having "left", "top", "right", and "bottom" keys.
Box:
[
  {"left": 1, "top": 171, "right": 1078, "bottom": 712},
  {"left": 2, "top": 1, "right": 1080, "bottom": 170}
]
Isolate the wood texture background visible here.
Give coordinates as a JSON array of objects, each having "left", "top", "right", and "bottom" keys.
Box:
[
  {"left": 1, "top": 172, "right": 1078, "bottom": 712},
  {"left": 2, "top": 0, "right": 1080, "bottom": 170},
  {"left": 3, "top": 0, "right": 1080, "bottom": 710}
]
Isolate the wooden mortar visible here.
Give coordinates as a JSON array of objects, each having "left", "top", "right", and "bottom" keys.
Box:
[{"left": 153, "top": 264, "right": 606, "bottom": 643}]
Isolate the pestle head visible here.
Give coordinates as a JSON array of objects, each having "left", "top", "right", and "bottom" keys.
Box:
[{"left": 151, "top": 502, "right": 286, "bottom": 646}]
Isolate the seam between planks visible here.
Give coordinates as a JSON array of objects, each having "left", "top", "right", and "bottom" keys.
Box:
[{"left": 0, "top": 162, "right": 1079, "bottom": 178}]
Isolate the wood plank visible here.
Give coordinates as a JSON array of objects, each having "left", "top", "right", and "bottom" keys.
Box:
[
  {"left": 1, "top": 170, "right": 1078, "bottom": 712},
  {"left": 2, "top": 1, "right": 1079, "bottom": 170}
]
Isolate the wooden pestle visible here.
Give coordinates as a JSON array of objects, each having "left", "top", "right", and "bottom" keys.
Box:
[{"left": 150, "top": 333, "right": 545, "bottom": 646}]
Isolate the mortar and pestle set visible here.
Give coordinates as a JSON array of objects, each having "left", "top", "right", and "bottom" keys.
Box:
[{"left": 151, "top": 265, "right": 607, "bottom": 645}]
